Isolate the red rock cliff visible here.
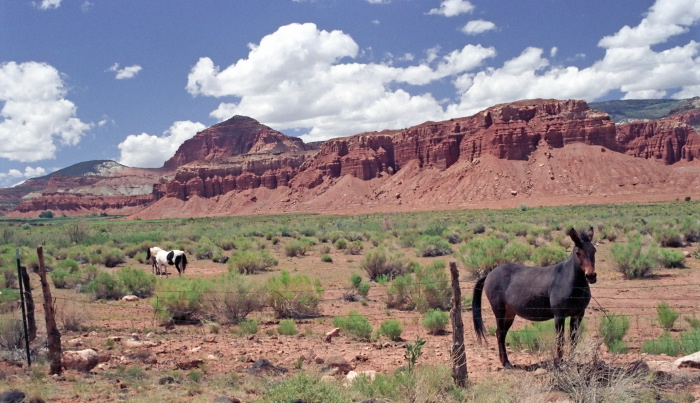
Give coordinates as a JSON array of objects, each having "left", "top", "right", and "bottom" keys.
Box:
[{"left": 163, "top": 115, "right": 308, "bottom": 170}]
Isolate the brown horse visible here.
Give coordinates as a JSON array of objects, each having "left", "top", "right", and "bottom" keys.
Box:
[{"left": 472, "top": 228, "right": 597, "bottom": 368}]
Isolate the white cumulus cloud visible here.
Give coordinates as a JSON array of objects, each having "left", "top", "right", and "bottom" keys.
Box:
[
  {"left": 461, "top": 20, "right": 496, "bottom": 35},
  {"left": 187, "top": 23, "right": 495, "bottom": 143},
  {"left": 36, "top": 0, "right": 61, "bottom": 10},
  {"left": 0, "top": 166, "right": 47, "bottom": 179},
  {"left": 117, "top": 120, "right": 206, "bottom": 168},
  {"left": 0, "top": 61, "right": 91, "bottom": 163},
  {"left": 108, "top": 63, "right": 143, "bottom": 80},
  {"left": 427, "top": 0, "right": 474, "bottom": 17},
  {"left": 447, "top": 0, "right": 700, "bottom": 116}
]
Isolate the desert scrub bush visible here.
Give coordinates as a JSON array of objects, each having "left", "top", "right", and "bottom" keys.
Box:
[
  {"left": 205, "top": 273, "right": 265, "bottom": 324},
  {"left": 56, "top": 258, "right": 80, "bottom": 273},
  {"left": 236, "top": 319, "right": 259, "bottom": 335},
  {"left": 641, "top": 331, "right": 682, "bottom": 356},
  {"left": 530, "top": 245, "right": 568, "bottom": 266},
  {"left": 82, "top": 271, "right": 125, "bottom": 300},
  {"left": 599, "top": 314, "right": 630, "bottom": 353},
  {"left": 657, "top": 302, "right": 679, "bottom": 330},
  {"left": 656, "top": 247, "right": 685, "bottom": 268},
  {"left": 655, "top": 227, "right": 684, "bottom": 247},
  {"left": 152, "top": 277, "right": 211, "bottom": 323},
  {"left": 115, "top": 266, "right": 156, "bottom": 298},
  {"left": 333, "top": 311, "right": 373, "bottom": 341},
  {"left": 611, "top": 235, "right": 655, "bottom": 279},
  {"left": 360, "top": 247, "right": 409, "bottom": 281},
  {"left": 345, "top": 240, "right": 364, "bottom": 255},
  {"left": 278, "top": 319, "right": 298, "bottom": 336},
  {"left": 50, "top": 267, "right": 81, "bottom": 289},
  {"left": 334, "top": 238, "right": 348, "bottom": 250},
  {"left": 506, "top": 322, "right": 554, "bottom": 352},
  {"left": 284, "top": 239, "right": 309, "bottom": 257},
  {"left": 422, "top": 309, "right": 449, "bottom": 335},
  {"left": 414, "top": 235, "right": 452, "bottom": 257},
  {"left": 267, "top": 271, "right": 323, "bottom": 319},
  {"left": 320, "top": 253, "right": 332, "bottom": 263},
  {"left": 386, "top": 274, "right": 415, "bottom": 310},
  {"left": 228, "top": 249, "right": 277, "bottom": 274},
  {"left": 58, "top": 299, "right": 89, "bottom": 331},
  {"left": 358, "top": 281, "right": 370, "bottom": 297},
  {"left": 456, "top": 235, "right": 531, "bottom": 278},
  {"left": 0, "top": 316, "right": 23, "bottom": 350},
  {"left": 262, "top": 373, "right": 350, "bottom": 403},
  {"left": 378, "top": 319, "right": 403, "bottom": 341},
  {"left": 0, "top": 266, "right": 17, "bottom": 289},
  {"left": 412, "top": 261, "right": 451, "bottom": 312},
  {"left": 91, "top": 246, "right": 126, "bottom": 268}
]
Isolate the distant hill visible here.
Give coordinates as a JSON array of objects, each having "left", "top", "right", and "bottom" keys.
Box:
[
  {"left": 590, "top": 97, "right": 700, "bottom": 123},
  {"left": 35, "top": 160, "right": 127, "bottom": 180}
]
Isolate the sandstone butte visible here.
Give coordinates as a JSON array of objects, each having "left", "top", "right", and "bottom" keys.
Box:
[{"left": 4, "top": 98, "right": 700, "bottom": 219}]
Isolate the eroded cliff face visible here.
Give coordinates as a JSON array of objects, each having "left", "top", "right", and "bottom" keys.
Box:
[
  {"left": 163, "top": 115, "right": 308, "bottom": 170},
  {"left": 6, "top": 99, "right": 700, "bottom": 217}
]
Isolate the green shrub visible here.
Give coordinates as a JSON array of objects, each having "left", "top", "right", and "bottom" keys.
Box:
[
  {"left": 38, "top": 210, "right": 54, "bottom": 219},
  {"left": 415, "top": 235, "right": 452, "bottom": 257},
  {"left": 350, "top": 273, "right": 362, "bottom": 289},
  {"left": 412, "top": 261, "right": 451, "bottom": 312},
  {"left": 358, "top": 282, "right": 370, "bottom": 297},
  {"left": 656, "top": 248, "right": 685, "bottom": 268},
  {"left": 386, "top": 274, "right": 415, "bottom": 310},
  {"left": 334, "top": 238, "right": 348, "bottom": 250},
  {"left": 320, "top": 253, "right": 332, "bottom": 263},
  {"left": 360, "top": 247, "right": 409, "bottom": 281},
  {"left": 82, "top": 271, "right": 125, "bottom": 300},
  {"left": 204, "top": 273, "right": 264, "bottom": 323},
  {"left": 685, "top": 316, "right": 700, "bottom": 330},
  {"left": 0, "top": 266, "right": 17, "bottom": 288},
  {"left": 422, "top": 309, "right": 449, "bottom": 335},
  {"left": 345, "top": 240, "right": 364, "bottom": 255},
  {"left": 680, "top": 328, "right": 700, "bottom": 354},
  {"left": 50, "top": 267, "right": 81, "bottom": 289},
  {"left": 657, "top": 302, "right": 679, "bottom": 330},
  {"left": 655, "top": 227, "right": 684, "bottom": 247},
  {"left": 456, "top": 236, "right": 507, "bottom": 278},
  {"left": 278, "top": 319, "right": 298, "bottom": 336},
  {"left": 152, "top": 277, "right": 211, "bottom": 323},
  {"left": 506, "top": 322, "right": 554, "bottom": 352},
  {"left": 262, "top": 373, "right": 349, "bottom": 403},
  {"left": 267, "top": 271, "right": 323, "bottom": 319},
  {"left": 93, "top": 247, "right": 126, "bottom": 268},
  {"left": 333, "top": 311, "right": 373, "bottom": 341},
  {"left": 56, "top": 259, "right": 80, "bottom": 273},
  {"left": 116, "top": 267, "right": 156, "bottom": 298},
  {"left": 284, "top": 240, "right": 308, "bottom": 257},
  {"left": 229, "top": 249, "right": 278, "bottom": 274},
  {"left": 642, "top": 331, "right": 682, "bottom": 356},
  {"left": 599, "top": 314, "right": 629, "bottom": 353},
  {"left": 611, "top": 235, "right": 655, "bottom": 279},
  {"left": 237, "top": 319, "right": 259, "bottom": 335},
  {"left": 378, "top": 319, "right": 403, "bottom": 341},
  {"left": 530, "top": 245, "right": 568, "bottom": 266}
]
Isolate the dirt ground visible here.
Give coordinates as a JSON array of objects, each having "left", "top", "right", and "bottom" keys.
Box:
[{"left": 4, "top": 231, "right": 700, "bottom": 402}]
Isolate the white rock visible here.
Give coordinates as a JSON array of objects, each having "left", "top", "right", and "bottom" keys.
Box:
[{"left": 674, "top": 351, "right": 700, "bottom": 369}]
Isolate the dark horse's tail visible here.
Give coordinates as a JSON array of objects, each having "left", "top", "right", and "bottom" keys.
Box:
[{"left": 472, "top": 276, "right": 487, "bottom": 344}]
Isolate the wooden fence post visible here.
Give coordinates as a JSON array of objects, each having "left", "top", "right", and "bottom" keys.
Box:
[
  {"left": 37, "top": 246, "right": 62, "bottom": 375},
  {"left": 449, "top": 261, "right": 468, "bottom": 387},
  {"left": 19, "top": 266, "right": 37, "bottom": 342}
]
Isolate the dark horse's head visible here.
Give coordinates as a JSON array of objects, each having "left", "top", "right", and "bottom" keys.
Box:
[{"left": 568, "top": 227, "right": 597, "bottom": 284}]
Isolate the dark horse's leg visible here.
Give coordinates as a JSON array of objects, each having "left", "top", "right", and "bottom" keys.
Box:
[
  {"left": 570, "top": 315, "right": 584, "bottom": 350},
  {"left": 495, "top": 309, "right": 516, "bottom": 369},
  {"left": 554, "top": 316, "right": 566, "bottom": 363}
]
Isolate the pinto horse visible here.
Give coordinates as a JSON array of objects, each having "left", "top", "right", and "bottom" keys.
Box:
[
  {"left": 146, "top": 247, "right": 164, "bottom": 276},
  {"left": 154, "top": 249, "right": 188, "bottom": 277},
  {"left": 472, "top": 227, "right": 597, "bottom": 368}
]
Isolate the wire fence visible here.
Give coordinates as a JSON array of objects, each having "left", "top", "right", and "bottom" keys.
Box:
[{"left": 2, "top": 279, "right": 698, "bottom": 360}]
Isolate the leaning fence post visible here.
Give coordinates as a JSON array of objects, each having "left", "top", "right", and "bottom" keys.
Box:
[
  {"left": 449, "top": 261, "right": 468, "bottom": 387},
  {"left": 37, "top": 246, "right": 62, "bottom": 375},
  {"left": 15, "top": 249, "right": 31, "bottom": 366}
]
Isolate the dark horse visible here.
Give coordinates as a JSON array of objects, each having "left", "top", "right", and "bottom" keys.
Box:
[{"left": 472, "top": 227, "right": 597, "bottom": 368}]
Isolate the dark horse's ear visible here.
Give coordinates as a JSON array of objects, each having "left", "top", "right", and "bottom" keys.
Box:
[
  {"left": 587, "top": 226, "right": 594, "bottom": 241},
  {"left": 568, "top": 228, "right": 583, "bottom": 248}
]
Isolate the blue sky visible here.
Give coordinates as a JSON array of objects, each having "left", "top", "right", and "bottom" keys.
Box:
[{"left": 1, "top": 0, "right": 699, "bottom": 188}]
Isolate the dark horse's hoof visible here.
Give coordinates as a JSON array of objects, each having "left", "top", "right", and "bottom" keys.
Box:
[{"left": 504, "top": 363, "right": 513, "bottom": 370}]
